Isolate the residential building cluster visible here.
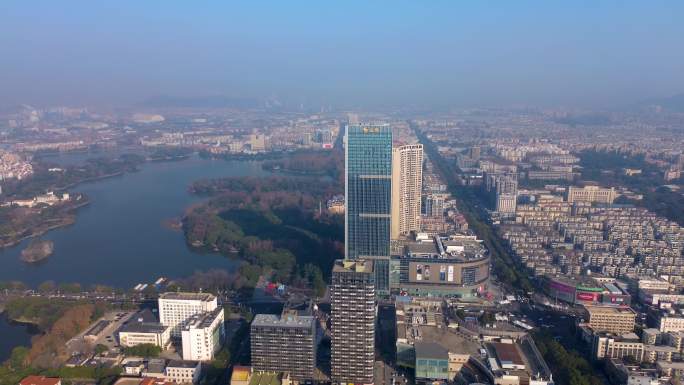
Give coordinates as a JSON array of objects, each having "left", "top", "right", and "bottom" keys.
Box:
[
  {"left": 0, "top": 149, "right": 33, "bottom": 181},
  {"left": 497, "top": 187, "right": 683, "bottom": 283}
]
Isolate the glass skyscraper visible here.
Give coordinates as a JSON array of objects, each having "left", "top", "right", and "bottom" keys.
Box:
[{"left": 345, "top": 123, "right": 392, "bottom": 260}]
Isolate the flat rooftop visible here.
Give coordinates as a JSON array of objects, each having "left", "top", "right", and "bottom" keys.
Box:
[
  {"left": 119, "top": 321, "right": 168, "bottom": 334},
  {"left": 415, "top": 341, "right": 448, "bottom": 360},
  {"left": 333, "top": 259, "right": 373, "bottom": 273},
  {"left": 159, "top": 292, "right": 216, "bottom": 301},
  {"left": 251, "top": 313, "right": 315, "bottom": 329},
  {"left": 183, "top": 308, "right": 223, "bottom": 330},
  {"left": 490, "top": 342, "right": 525, "bottom": 367},
  {"left": 146, "top": 358, "right": 166, "bottom": 373},
  {"left": 167, "top": 359, "right": 199, "bottom": 368},
  {"left": 594, "top": 331, "right": 640, "bottom": 341},
  {"left": 406, "top": 242, "right": 439, "bottom": 256},
  {"left": 405, "top": 237, "right": 486, "bottom": 261},
  {"left": 547, "top": 274, "right": 601, "bottom": 289},
  {"left": 119, "top": 309, "right": 167, "bottom": 334},
  {"left": 584, "top": 305, "right": 636, "bottom": 315}
]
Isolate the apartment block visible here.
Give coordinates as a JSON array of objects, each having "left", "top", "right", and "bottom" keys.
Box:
[
  {"left": 391, "top": 144, "right": 423, "bottom": 239},
  {"left": 592, "top": 333, "right": 644, "bottom": 361},
  {"left": 250, "top": 311, "right": 317, "bottom": 380},
  {"left": 331, "top": 259, "right": 376, "bottom": 384},
  {"left": 585, "top": 306, "right": 636, "bottom": 334}
]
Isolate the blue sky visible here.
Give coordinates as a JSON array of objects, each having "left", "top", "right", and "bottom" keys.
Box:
[{"left": 1, "top": 1, "right": 683, "bottom": 108}]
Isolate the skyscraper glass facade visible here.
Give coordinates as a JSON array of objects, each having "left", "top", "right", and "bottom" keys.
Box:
[{"left": 345, "top": 123, "right": 392, "bottom": 260}]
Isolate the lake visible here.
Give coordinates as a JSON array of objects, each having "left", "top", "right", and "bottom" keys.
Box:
[
  {"left": 0, "top": 315, "right": 36, "bottom": 362},
  {"left": 0, "top": 154, "right": 271, "bottom": 288}
]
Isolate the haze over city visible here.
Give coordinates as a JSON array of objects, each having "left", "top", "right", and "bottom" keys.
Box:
[
  {"left": 1, "top": 1, "right": 684, "bottom": 108},
  {"left": 2, "top": 3, "right": 684, "bottom": 385}
]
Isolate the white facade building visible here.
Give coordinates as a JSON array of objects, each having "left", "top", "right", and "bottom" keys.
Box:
[
  {"left": 391, "top": 144, "right": 423, "bottom": 239},
  {"left": 117, "top": 309, "right": 171, "bottom": 348},
  {"left": 496, "top": 193, "right": 517, "bottom": 214},
  {"left": 119, "top": 325, "right": 171, "bottom": 348},
  {"left": 181, "top": 308, "right": 225, "bottom": 361},
  {"left": 158, "top": 292, "right": 218, "bottom": 337},
  {"left": 566, "top": 186, "right": 616, "bottom": 204},
  {"left": 165, "top": 360, "right": 201, "bottom": 384}
]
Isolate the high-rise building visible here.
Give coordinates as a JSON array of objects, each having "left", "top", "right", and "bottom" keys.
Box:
[
  {"left": 158, "top": 292, "right": 218, "bottom": 337},
  {"left": 345, "top": 123, "right": 392, "bottom": 260},
  {"left": 249, "top": 133, "right": 267, "bottom": 152},
  {"left": 469, "top": 146, "right": 481, "bottom": 160},
  {"left": 496, "top": 192, "right": 517, "bottom": 214},
  {"left": 484, "top": 172, "right": 517, "bottom": 214},
  {"left": 423, "top": 194, "right": 446, "bottom": 217},
  {"left": 250, "top": 311, "right": 317, "bottom": 380},
  {"left": 180, "top": 308, "right": 225, "bottom": 361},
  {"left": 391, "top": 144, "right": 423, "bottom": 239},
  {"left": 330, "top": 259, "right": 375, "bottom": 385}
]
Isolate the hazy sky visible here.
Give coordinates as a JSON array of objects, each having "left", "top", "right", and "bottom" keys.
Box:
[{"left": 1, "top": 1, "right": 683, "bottom": 109}]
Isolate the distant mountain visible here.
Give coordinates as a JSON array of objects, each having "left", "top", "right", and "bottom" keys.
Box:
[
  {"left": 639, "top": 93, "right": 684, "bottom": 112},
  {"left": 0, "top": 104, "right": 36, "bottom": 114},
  {"left": 140, "top": 95, "right": 262, "bottom": 109}
]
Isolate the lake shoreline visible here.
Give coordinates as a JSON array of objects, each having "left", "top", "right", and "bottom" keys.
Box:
[
  {"left": 0, "top": 198, "right": 91, "bottom": 249},
  {"left": 0, "top": 155, "right": 260, "bottom": 288},
  {"left": 0, "top": 153, "right": 198, "bottom": 250}
]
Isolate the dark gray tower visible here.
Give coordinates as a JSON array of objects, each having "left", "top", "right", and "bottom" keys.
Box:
[{"left": 330, "top": 259, "right": 376, "bottom": 384}]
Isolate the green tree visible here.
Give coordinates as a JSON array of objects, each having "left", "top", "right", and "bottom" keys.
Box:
[
  {"left": 37, "top": 281, "right": 56, "bottom": 293},
  {"left": 123, "top": 344, "right": 162, "bottom": 357},
  {"left": 58, "top": 282, "right": 81, "bottom": 294},
  {"left": 8, "top": 346, "right": 29, "bottom": 369}
]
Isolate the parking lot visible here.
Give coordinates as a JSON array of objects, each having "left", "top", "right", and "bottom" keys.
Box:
[{"left": 68, "top": 310, "right": 136, "bottom": 353}]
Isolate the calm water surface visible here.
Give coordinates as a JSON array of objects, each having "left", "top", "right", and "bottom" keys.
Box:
[
  {"left": 0, "top": 315, "right": 35, "bottom": 362},
  {"left": 0, "top": 154, "right": 270, "bottom": 288}
]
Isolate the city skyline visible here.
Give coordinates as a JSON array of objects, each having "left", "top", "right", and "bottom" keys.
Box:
[{"left": 2, "top": 3, "right": 684, "bottom": 385}]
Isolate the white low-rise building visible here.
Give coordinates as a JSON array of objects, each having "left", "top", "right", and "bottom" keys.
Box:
[
  {"left": 165, "top": 360, "right": 201, "bottom": 384},
  {"left": 118, "top": 309, "right": 171, "bottom": 348},
  {"left": 181, "top": 308, "right": 225, "bottom": 361}
]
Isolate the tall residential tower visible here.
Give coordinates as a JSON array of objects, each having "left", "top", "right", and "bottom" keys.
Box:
[
  {"left": 391, "top": 144, "right": 423, "bottom": 239},
  {"left": 330, "top": 259, "right": 376, "bottom": 385}
]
